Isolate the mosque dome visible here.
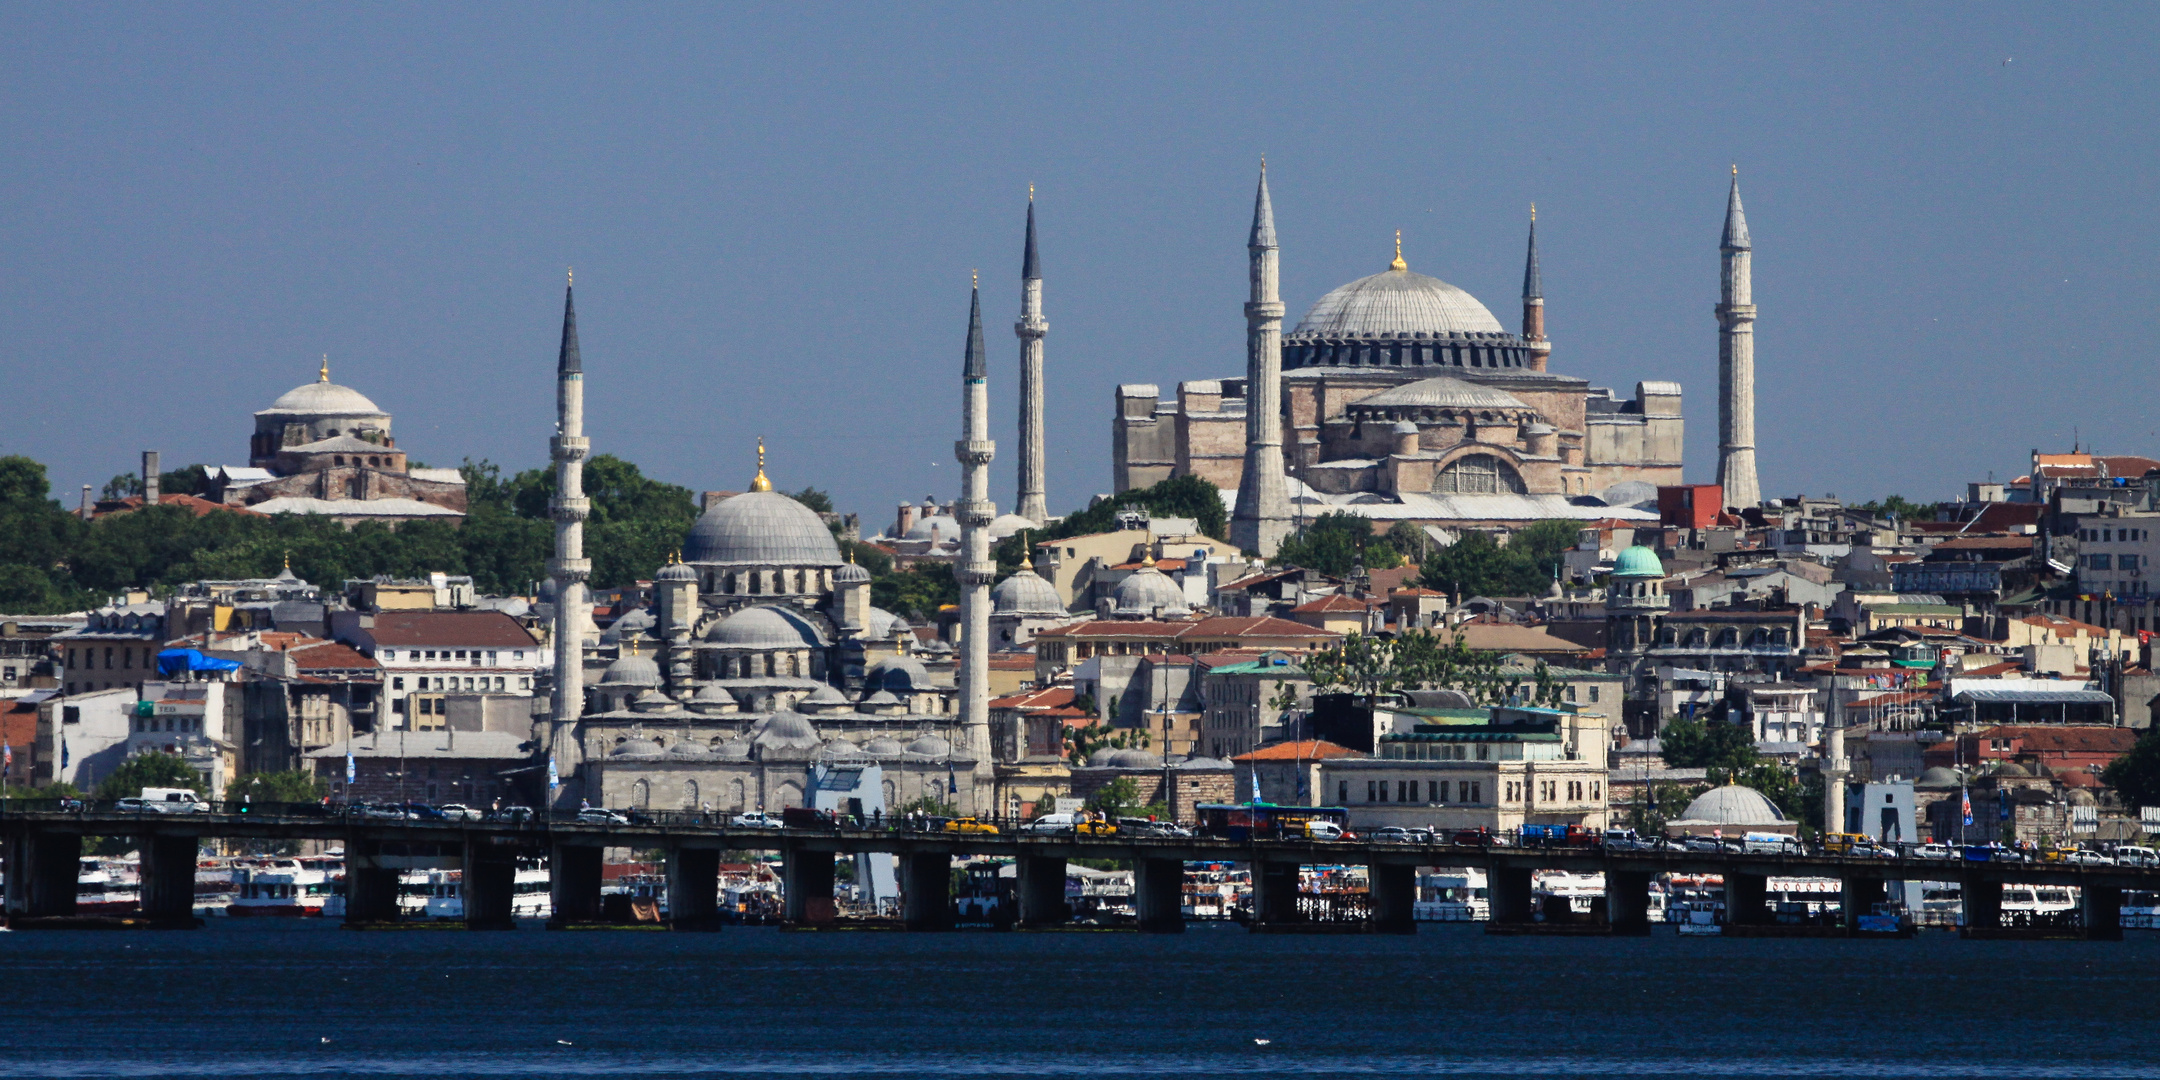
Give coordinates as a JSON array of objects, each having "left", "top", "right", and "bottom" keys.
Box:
[
  {"left": 706, "top": 605, "right": 825, "bottom": 649},
  {"left": 1613, "top": 546, "right": 1665, "bottom": 578},
  {"left": 1916, "top": 766, "right": 1964, "bottom": 789},
  {"left": 863, "top": 690, "right": 902, "bottom": 706},
  {"left": 1292, "top": 267, "right": 1505, "bottom": 339},
  {"left": 261, "top": 380, "right": 384, "bottom": 416},
  {"left": 600, "top": 608, "right": 656, "bottom": 645},
  {"left": 905, "top": 734, "right": 953, "bottom": 758},
  {"left": 667, "top": 741, "right": 711, "bottom": 759},
  {"left": 988, "top": 514, "right": 1037, "bottom": 541},
  {"left": 714, "top": 737, "right": 753, "bottom": 761},
  {"left": 1676, "top": 785, "right": 1786, "bottom": 825},
  {"left": 1351, "top": 376, "right": 1532, "bottom": 414},
  {"left": 867, "top": 655, "right": 932, "bottom": 692},
  {"left": 1114, "top": 566, "right": 1186, "bottom": 616},
  {"left": 993, "top": 568, "right": 1064, "bottom": 615},
  {"left": 904, "top": 514, "right": 962, "bottom": 543},
  {"left": 684, "top": 491, "right": 842, "bottom": 566},
  {"left": 611, "top": 737, "right": 663, "bottom": 758},
  {"left": 834, "top": 560, "right": 872, "bottom": 585},
  {"left": 598, "top": 654, "right": 663, "bottom": 687},
  {"left": 753, "top": 712, "right": 823, "bottom": 752},
  {"left": 798, "top": 684, "right": 850, "bottom": 708},
  {"left": 862, "top": 736, "right": 906, "bottom": 757},
  {"left": 655, "top": 560, "right": 698, "bottom": 583},
  {"left": 1090, "top": 748, "right": 1163, "bottom": 769},
  {"left": 867, "top": 608, "right": 909, "bottom": 639}
]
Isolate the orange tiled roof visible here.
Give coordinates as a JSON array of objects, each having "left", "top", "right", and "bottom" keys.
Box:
[{"left": 1231, "top": 740, "right": 1362, "bottom": 762}]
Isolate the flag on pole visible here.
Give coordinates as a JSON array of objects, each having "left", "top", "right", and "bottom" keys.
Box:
[
  {"left": 3, "top": 742, "right": 12, "bottom": 775},
  {"left": 1961, "top": 788, "right": 1974, "bottom": 828},
  {"left": 345, "top": 750, "right": 356, "bottom": 784},
  {"left": 60, "top": 736, "right": 69, "bottom": 770},
  {"left": 547, "top": 755, "right": 559, "bottom": 794},
  {"left": 1250, "top": 767, "right": 1262, "bottom": 805}
]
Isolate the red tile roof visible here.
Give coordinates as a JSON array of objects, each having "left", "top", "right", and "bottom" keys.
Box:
[
  {"left": 1231, "top": 740, "right": 1362, "bottom": 762},
  {"left": 353, "top": 611, "right": 540, "bottom": 648},
  {"left": 1291, "top": 594, "right": 1374, "bottom": 614},
  {"left": 1974, "top": 725, "right": 2137, "bottom": 755},
  {"left": 1034, "top": 616, "right": 1340, "bottom": 645},
  {"left": 95, "top": 494, "right": 268, "bottom": 519}
]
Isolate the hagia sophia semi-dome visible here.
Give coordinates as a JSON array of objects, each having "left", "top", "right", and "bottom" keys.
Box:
[
  {"left": 1292, "top": 267, "right": 1505, "bottom": 339},
  {"left": 684, "top": 491, "right": 843, "bottom": 566},
  {"left": 261, "top": 380, "right": 385, "bottom": 417}
]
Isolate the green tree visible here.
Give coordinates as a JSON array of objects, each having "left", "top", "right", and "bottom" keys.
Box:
[
  {"left": 897, "top": 794, "right": 957, "bottom": 818},
  {"left": 1856, "top": 495, "right": 1936, "bottom": 522},
  {"left": 872, "top": 562, "right": 957, "bottom": 621},
  {"left": 789, "top": 487, "right": 835, "bottom": 514},
  {"left": 1282, "top": 629, "right": 1566, "bottom": 711},
  {"left": 2103, "top": 728, "right": 2160, "bottom": 809},
  {"left": 224, "top": 770, "right": 328, "bottom": 805},
  {"left": 1416, "top": 520, "right": 1580, "bottom": 598},
  {"left": 94, "top": 752, "right": 206, "bottom": 801},
  {"left": 1271, "top": 511, "right": 1406, "bottom": 576},
  {"left": 1658, "top": 713, "right": 1760, "bottom": 776}
]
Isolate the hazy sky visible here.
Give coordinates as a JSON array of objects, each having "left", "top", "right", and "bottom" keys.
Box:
[{"left": 3, "top": 5, "right": 2154, "bottom": 525}]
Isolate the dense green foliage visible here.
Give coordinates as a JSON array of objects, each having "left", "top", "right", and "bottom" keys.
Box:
[
  {"left": 2102, "top": 728, "right": 2160, "bottom": 808},
  {"left": 1855, "top": 495, "right": 1936, "bottom": 522},
  {"left": 991, "top": 475, "right": 1229, "bottom": 572},
  {"left": 1283, "top": 629, "right": 1567, "bottom": 709},
  {"left": 1416, "top": 519, "right": 1581, "bottom": 598},
  {"left": 1656, "top": 712, "right": 1822, "bottom": 837},
  {"left": 0, "top": 453, "right": 696, "bottom": 613},
  {"left": 94, "top": 751, "right": 206, "bottom": 801},
  {"left": 224, "top": 770, "right": 329, "bottom": 805},
  {"left": 1269, "top": 514, "right": 1433, "bottom": 577}
]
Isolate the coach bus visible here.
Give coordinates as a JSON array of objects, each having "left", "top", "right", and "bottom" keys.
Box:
[{"left": 1196, "top": 802, "right": 1351, "bottom": 841}]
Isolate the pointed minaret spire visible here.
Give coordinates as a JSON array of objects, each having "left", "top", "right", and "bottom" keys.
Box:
[
  {"left": 1015, "top": 190, "right": 1049, "bottom": 523},
  {"left": 1522, "top": 204, "right": 1550, "bottom": 371},
  {"left": 1716, "top": 166, "right": 1761, "bottom": 510},
  {"left": 964, "top": 271, "right": 986, "bottom": 379},
  {"left": 546, "top": 271, "right": 594, "bottom": 808},
  {"left": 954, "top": 273, "right": 997, "bottom": 804},
  {"left": 1231, "top": 159, "right": 1293, "bottom": 556},
  {"left": 557, "top": 270, "right": 581, "bottom": 375}
]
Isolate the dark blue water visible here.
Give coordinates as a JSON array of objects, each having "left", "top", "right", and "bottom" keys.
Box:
[{"left": 2, "top": 922, "right": 2154, "bottom": 1079}]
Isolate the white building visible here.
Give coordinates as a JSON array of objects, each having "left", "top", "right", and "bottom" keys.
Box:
[
  {"left": 1317, "top": 705, "right": 1612, "bottom": 834},
  {"left": 330, "top": 610, "right": 546, "bottom": 730}
]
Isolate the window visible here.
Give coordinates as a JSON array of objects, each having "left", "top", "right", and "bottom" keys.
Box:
[
  {"left": 1433, "top": 453, "right": 1528, "bottom": 495},
  {"left": 1398, "top": 780, "right": 1412, "bottom": 802},
  {"left": 1589, "top": 686, "right": 1600, "bottom": 703},
  {"left": 1367, "top": 781, "right": 1377, "bottom": 802},
  {"left": 514, "top": 650, "right": 525, "bottom": 661},
  {"left": 1591, "top": 782, "right": 1600, "bottom": 801},
  {"left": 1339, "top": 780, "right": 1349, "bottom": 803},
  {"left": 1429, "top": 780, "right": 1441, "bottom": 802},
  {"left": 1459, "top": 780, "right": 1472, "bottom": 803},
  {"left": 2124, "top": 555, "right": 2142, "bottom": 572},
  {"left": 2090, "top": 554, "right": 2113, "bottom": 570},
  {"left": 1470, "top": 782, "right": 1481, "bottom": 803},
  {"left": 1475, "top": 745, "right": 1489, "bottom": 761}
]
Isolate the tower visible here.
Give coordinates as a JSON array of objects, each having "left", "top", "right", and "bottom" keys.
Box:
[
  {"left": 1015, "top": 190, "right": 1049, "bottom": 525},
  {"left": 1230, "top": 162, "right": 1293, "bottom": 556},
  {"left": 655, "top": 553, "right": 698, "bottom": 701},
  {"left": 955, "top": 274, "right": 997, "bottom": 801},
  {"left": 547, "top": 273, "right": 592, "bottom": 797},
  {"left": 1716, "top": 167, "right": 1761, "bottom": 510},
  {"left": 1522, "top": 205, "right": 1549, "bottom": 373}
]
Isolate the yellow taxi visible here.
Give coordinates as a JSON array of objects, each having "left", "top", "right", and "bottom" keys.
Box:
[
  {"left": 943, "top": 817, "right": 1001, "bottom": 836},
  {"left": 1074, "top": 818, "right": 1118, "bottom": 836}
]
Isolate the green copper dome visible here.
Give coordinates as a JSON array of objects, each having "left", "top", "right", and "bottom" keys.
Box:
[{"left": 1612, "top": 545, "right": 1664, "bottom": 578}]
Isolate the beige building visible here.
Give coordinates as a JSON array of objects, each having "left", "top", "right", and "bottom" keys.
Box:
[{"left": 1317, "top": 705, "right": 1610, "bottom": 834}]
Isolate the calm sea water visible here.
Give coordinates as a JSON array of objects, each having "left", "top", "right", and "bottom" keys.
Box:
[{"left": 1, "top": 922, "right": 2154, "bottom": 1079}]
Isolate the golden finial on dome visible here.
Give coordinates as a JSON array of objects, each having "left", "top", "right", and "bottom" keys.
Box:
[
  {"left": 1141, "top": 547, "right": 1157, "bottom": 569},
  {"left": 318, "top": 354, "right": 330, "bottom": 383},
  {"left": 1019, "top": 530, "right": 1033, "bottom": 570},
  {"left": 1389, "top": 230, "right": 1407, "bottom": 272},
  {"left": 567, "top": 266, "right": 573, "bottom": 287},
  {"left": 749, "top": 438, "right": 773, "bottom": 492},
  {"left": 1530, "top": 202, "right": 1537, "bottom": 222}
]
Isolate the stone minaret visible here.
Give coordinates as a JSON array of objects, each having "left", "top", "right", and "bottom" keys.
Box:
[
  {"left": 1716, "top": 167, "right": 1761, "bottom": 510},
  {"left": 548, "top": 273, "right": 592, "bottom": 794},
  {"left": 1015, "top": 191, "right": 1049, "bottom": 525},
  {"left": 1231, "top": 162, "right": 1292, "bottom": 556},
  {"left": 955, "top": 274, "right": 997, "bottom": 800},
  {"left": 1522, "top": 205, "right": 1550, "bottom": 373}
]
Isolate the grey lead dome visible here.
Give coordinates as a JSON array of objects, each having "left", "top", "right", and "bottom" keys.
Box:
[
  {"left": 683, "top": 491, "right": 843, "bottom": 566},
  {"left": 1292, "top": 268, "right": 1504, "bottom": 338}
]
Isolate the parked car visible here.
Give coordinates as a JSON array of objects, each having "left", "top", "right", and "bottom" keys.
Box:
[
  {"left": 1682, "top": 836, "right": 1724, "bottom": 853},
  {"left": 943, "top": 817, "right": 1000, "bottom": 835},
  {"left": 2063, "top": 849, "right": 2116, "bottom": 867},
  {"left": 1372, "top": 827, "right": 1425, "bottom": 844},
  {"left": 1303, "top": 820, "right": 1346, "bottom": 841},
  {"left": 136, "top": 788, "right": 210, "bottom": 814},
  {"left": 1912, "top": 843, "right": 1955, "bottom": 860},
  {"left": 484, "top": 806, "right": 535, "bottom": 823},
  {"left": 1021, "top": 813, "right": 1077, "bottom": 834},
  {"left": 730, "top": 811, "right": 784, "bottom": 829},
  {"left": 401, "top": 803, "right": 447, "bottom": 821},
  {"left": 436, "top": 804, "right": 482, "bottom": 821},
  {"left": 1075, "top": 818, "right": 1120, "bottom": 836},
  {"left": 2115, "top": 845, "right": 2160, "bottom": 867},
  {"left": 349, "top": 802, "right": 410, "bottom": 820},
  {"left": 576, "top": 807, "right": 630, "bottom": 825}
]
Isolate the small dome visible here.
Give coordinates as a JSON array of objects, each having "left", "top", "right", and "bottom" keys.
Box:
[
  {"left": 631, "top": 689, "right": 677, "bottom": 712},
  {"left": 867, "top": 655, "right": 932, "bottom": 692},
  {"left": 1391, "top": 420, "right": 1419, "bottom": 435},
  {"left": 1292, "top": 267, "right": 1505, "bottom": 337},
  {"left": 799, "top": 684, "right": 849, "bottom": 707},
  {"left": 864, "top": 690, "right": 901, "bottom": 706},
  {"left": 1993, "top": 762, "right": 2032, "bottom": 779},
  {"left": 1613, "top": 545, "right": 1665, "bottom": 578},
  {"left": 867, "top": 607, "right": 909, "bottom": 639},
  {"left": 1176, "top": 756, "right": 1232, "bottom": 770},
  {"left": 1090, "top": 748, "right": 1163, "bottom": 769},
  {"left": 862, "top": 736, "right": 906, "bottom": 756},
  {"left": 714, "top": 738, "right": 752, "bottom": 761},
  {"left": 611, "top": 737, "right": 663, "bottom": 758},
  {"left": 262, "top": 380, "right": 384, "bottom": 416},
  {"left": 684, "top": 491, "right": 843, "bottom": 566},
  {"left": 993, "top": 568, "right": 1064, "bottom": 615},
  {"left": 600, "top": 608, "right": 657, "bottom": 645},
  {"left": 753, "top": 712, "right": 823, "bottom": 751},
  {"left": 598, "top": 654, "right": 663, "bottom": 687},
  {"left": 694, "top": 683, "right": 732, "bottom": 702},
  {"left": 834, "top": 560, "right": 872, "bottom": 585},
  {"left": 904, "top": 514, "right": 961, "bottom": 542},
  {"left": 706, "top": 605, "right": 826, "bottom": 649},
  {"left": 1676, "top": 785, "right": 1786, "bottom": 825},
  {"left": 655, "top": 561, "right": 698, "bottom": 582},
  {"left": 1114, "top": 567, "right": 1185, "bottom": 616},
  {"left": 1916, "top": 766, "right": 1964, "bottom": 788},
  {"left": 905, "top": 734, "right": 952, "bottom": 757},
  {"left": 2067, "top": 786, "right": 2098, "bottom": 804},
  {"left": 1352, "top": 376, "right": 1531, "bottom": 413},
  {"left": 667, "top": 741, "right": 711, "bottom": 759},
  {"left": 988, "top": 514, "right": 1037, "bottom": 541}
]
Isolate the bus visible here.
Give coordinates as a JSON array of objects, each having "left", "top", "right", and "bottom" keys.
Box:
[{"left": 1195, "top": 803, "right": 1351, "bottom": 841}]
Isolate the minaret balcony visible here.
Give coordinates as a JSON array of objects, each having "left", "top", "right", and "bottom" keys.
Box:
[
  {"left": 1244, "top": 300, "right": 1285, "bottom": 320},
  {"left": 551, "top": 436, "right": 590, "bottom": 461},
  {"left": 548, "top": 558, "right": 591, "bottom": 583},
  {"left": 551, "top": 497, "right": 590, "bottom": 521},
  {"left": 954, "top": 440, "right": 996, "bottom": 467},
  {"left": 1015, "top": 316, "right": 1047, "bottom": 338}
]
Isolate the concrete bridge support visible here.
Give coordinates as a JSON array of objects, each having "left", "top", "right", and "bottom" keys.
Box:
[
  {"left": 343, "top": 858, "right": 402, "bottom": 926},
  {"left": 1367, "top": 862, "right": 1417, "bottom": 935},
  {"left": 783, "top": 847, "right": 836, "bottom": 927},
  {"left": 1014, "top": 855, "right": 1068, "bottom": 928},
  {"left": 1961, "top": 878, "right": 2002, "bottom": 934},
  {"left": 1133, "top": 857, "right": 1186, "bottom": 934},
  {"left": 1605, "top": 870, "right": 1653, "bottom": 935},
  {"left": 1841, "top": 877, "right": 1887, "bottom": 934},
  {"left": 548, "top": 843, "right": 604, "bottom": 926},
  {"left": 1724, "top": 873, "right": 1770, "bottom": 926},
  {"left": 2080, "top": 884, "right": 2124, "bottom": 941},
  {"left": 137, "top": 834, "right": 201, "bottom": 927},
  {"left": 668, "top": 847, "right": 722, "bottom": 930},
  {"left": 1486, "top": 864, "right": 1534, "bottom": 926},
  {"left": 461, "top": 838, "right": 518, "bottom": 930},
  {"left": 3, "top": 826, "right": 80, "bottom": 921},
  {"left": 900, "top": 852, "right": 952, "bottom": 931},
  {"left": 1250, "top": 861, "right": 1302, "bottom": 927}
]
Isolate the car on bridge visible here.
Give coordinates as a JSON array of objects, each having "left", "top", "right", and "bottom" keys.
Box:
[
  {"left": 1371, "top": 827, "right": 1433, "bottom": 844},
  {"left": 2063, "top": 849, "right": 2116, "bottom": 867},
  {"left": 1912, "top": 843, "right": 1956, "bottom": 860},
  {"left": 576, "top": 807, "right": 630, "bottom": 825},
  {"left": 116, "top": 792, "right": 209, "bottom": 815},
  {"left": 943, "top": 817, "right": 1000, "bottom": 835},
  {"left": 731, "top": 811, "right": 784, "bottom": 829},
  {"left": 2117, "top": 846, "right": 2160, "bottom": 867},
  {"left": 436, "top": 804, "right": 483, "bottom": 822}
]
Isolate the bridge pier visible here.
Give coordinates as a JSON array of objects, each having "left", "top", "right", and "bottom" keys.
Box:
[
  {"left": 1485, "top": 864, "right": 1534, "bottom": 927},
  {"left": 462, "top": 838, "right": 518, "bottom": 930},
  {"left": 548, "top": 843, "right": 604, "bottom": 927},
  {"left": 668, "top": 847, "right": 722, "bottom": 930},
  {"left": 1841, "top": 877, "right": 1887, "bottom": 935},
  {"left": 137, "top": 834, "right": 201, "bottom": 927},
  {"left": 3, "top": 826, "right": 81, "bottom": 923},
  {"left": 1960, "top": 877, "right": 2002, "bottom": 935},
  {"left": 1014, "top": 855, "right": 1068, "bottom": 928},
  {"left": 1133, "top": 857, "right": 1186, "bottom": 934},
  {"left": 782, "top": 847, "right": 836, "bottom": 927},
  {"left": 2081, "top": 884, "right": 2124, "bottom": 941},
  {"left": 1366, "top": 862, "right": 1416, "bottom": 935},
  {"left": 899, "top": 852, "right": 952, "bottom": 931},
  {"left": 1724, "top": 873, "right": 1770, "bottom": 927},
  {"left": 342, "top": 844, "right": 403, "bottom": 926},
  {"left": 1605, "top": 870, "right": 1653, "bottom": 935},
  {"left": 1249, "top": 861, "right": 1302, "bottom": 928}
]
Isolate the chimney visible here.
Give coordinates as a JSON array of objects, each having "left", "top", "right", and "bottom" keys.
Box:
[
  {"left": 79, "top": 484, "right": 91, "bottom": 519},
  {"left": 142, "top": 451, "right": 160, "bottom": 506}
]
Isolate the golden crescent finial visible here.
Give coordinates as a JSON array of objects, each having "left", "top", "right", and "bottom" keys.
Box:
[
  {"left": 1020, "top": 530, "right": 1033, "bottom": 570},
  {"left": 1530, "top": 202, "right": 1536, "bottom": 222},
  {"left": 567, "top": 266, "right": 573, "bottom": 287},
  {"left": 972, "top": 269, "right": 979, "bottom": 289},
  {"left": 750, "top": 437, "right": 772, "bottom": 493},
  {"left": 1732, "top": 163, "right": 1739, "bottom": 177},
  {"left": 1028, "top": 182, "right": 1034, "bottom": 202},
  {"left": 1389, "top": 230, "right": 1407, "bottom": 272},
  {"left": 319, "top": 354, "right": 330, "bottom": 383}
]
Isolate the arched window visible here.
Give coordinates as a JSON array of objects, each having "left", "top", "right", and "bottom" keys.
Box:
[
  {"left": 1714, "top": 628, "right": 1739, "bottom": 649},
  {"left": 632, "top": 779, "right": 650, "bottom": 809},
  {"left": 1433, "top": 454, "right": 1527, "bottom": 495},
  {"left": 723, "top": 572, "right": 736, "bottom": 593},
  {"left": 682, "top": 780, "right": 700, "bottom": 810},
  {"left": 787, "top": 653, "right": 801, "bottom": 677},
  {"left": 1685, "top": 628, "right": 1707, "bottom": 649},
  {"left": 729, "top": 778, "right": 746, "bottom": 811},
  {"left": 1748, "top": 628, "right": 1769, "bottom": 648},
  {"left": 764, "top": 653, "right": 776, "bottom": 677},
  {"left": 748, "top": 573, "right": 761, "bottom": 595}
]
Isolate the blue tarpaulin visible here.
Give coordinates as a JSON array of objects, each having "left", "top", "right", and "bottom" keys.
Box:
[{"left": 156, "top": 648, "right": 242, "bottom": 676}]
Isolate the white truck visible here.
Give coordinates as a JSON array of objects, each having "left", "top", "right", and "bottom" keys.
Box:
[{"left": 118, "top": 788, "right": 209, "bottom": 814}]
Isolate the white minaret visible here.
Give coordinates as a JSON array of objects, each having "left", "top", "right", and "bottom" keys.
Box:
[
  {"left": 1231, "top": 162, "right": 1293, "bottom": 556},
  {"left": 1015, "top": 190, "right": 1049, "bottom": 525},
  {"left": 955, "top": 274, "right": 997, "bottom": 800},
  {"left": 548, "top": 273, "right": 591, "bottom": 801},
  {"left": 1716, "top": 167, "right": 1761, "bottom": 510}
]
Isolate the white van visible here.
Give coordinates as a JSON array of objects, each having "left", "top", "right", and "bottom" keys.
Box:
[
  {"left": 1742, "top": 832, "right": 1799, "bottom": 855},
  {"left": 137, "top": 788, "right": 209, "bottom": 814},
  {"left": 1020, "top": 813, "right": 1077, "bottom": 834}
]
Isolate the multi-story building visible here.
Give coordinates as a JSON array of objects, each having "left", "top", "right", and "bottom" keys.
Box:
[
  {"left": 0, "top": 616, "right": 76, "bottom": 695},
  {"left": 1196, "top": 651, "right": 1313, "bottom": 760},
  {"left": 53, "top": 602, "right": 169, "bottom": 696},
  {"left": 329, "top": 611, "right": 545, "bottom": 730},
  {"left": 1317, "top": 705, "right": 1610, "bottom": 834}
]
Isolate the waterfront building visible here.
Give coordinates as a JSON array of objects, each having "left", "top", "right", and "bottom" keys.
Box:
[{"left": 1319, "top": 704, "right": 1612, "bottom": 834}]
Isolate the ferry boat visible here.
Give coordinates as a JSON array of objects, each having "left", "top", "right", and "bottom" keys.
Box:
[
  {"left": 230, "top": 855, "right": 342, "bottom": 917},
  {"left": 1533, "top": 870, "right": 1603, "bottom": 919},
  {"left": 1414, "top": 867, "right": 1488, "bottom": 921},
  {"left": 401, "top": 858, "right": 553, "bottom": 920},
  {"left": 2001, "top": 884, "right": 2078, "bottom": 925},
  {"left": 76, "top": 857, "right": 141, "bottom": 915},
  {"left": 1183, "top": 864, "right": 1248, "bottom": 920}
]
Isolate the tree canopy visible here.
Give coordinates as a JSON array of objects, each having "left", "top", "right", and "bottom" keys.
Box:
[
  {"left": 1282, "top": 629, "right": 1566, "bottom": 710},
  {"left": 1268, "top": 512, "right": 1421, "bottom": 577},
  {"left": 94, "top": 752, "right": 206, "bottom": 801},
  {"left": 1417, "top": 520, "right": 1580, "bottom": 598}
]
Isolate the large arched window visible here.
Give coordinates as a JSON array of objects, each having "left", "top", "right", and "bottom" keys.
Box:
[
  {"left": 632, "top": 779, "right": 651, "bottom": 809},
  {"left": 682, "top": 780, "right": 700, "bottom": 811},
  {"left": 1433, "top": 454, "right": 1527, "bottom": 495}
]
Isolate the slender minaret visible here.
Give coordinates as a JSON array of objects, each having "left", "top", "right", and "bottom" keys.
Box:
[
  {"left": 1716, "top": 167, "right": 1761, "bottom": 510},
  {"left": 1522, "top": 205, "right": 1550, "bottom": 373},
  {"left": 1015, "top": 189, "right": 1049, "bottom": 525},
  {"left": 1231, "top": 161, "right": 1293, "bottom": 556},
  {"left": 548, "top": 271, "right": 592, "bottom": 795},
  {"left": 955, "top": 273, "right": 997, "bottom": 801}
]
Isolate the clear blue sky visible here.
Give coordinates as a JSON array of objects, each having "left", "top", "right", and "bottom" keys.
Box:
[{"left": 3, "top": 4, "right": 2154, "bottom": 524}]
